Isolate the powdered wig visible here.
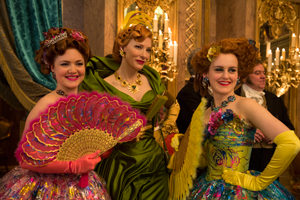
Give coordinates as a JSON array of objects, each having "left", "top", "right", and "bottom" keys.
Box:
[
  {"left": 35, "top": 27, "right": 92, "bottom": 74},
  {"left": 112, "top": 24, "right": 152, "bottom": 63},
  {"left": 192, "top": 38, "right": 258, "bottom": 96}
]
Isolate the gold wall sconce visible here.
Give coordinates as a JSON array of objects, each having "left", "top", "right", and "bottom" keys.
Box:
[{"left": 259, "top": 0, "right": 299, "bottom": 96}]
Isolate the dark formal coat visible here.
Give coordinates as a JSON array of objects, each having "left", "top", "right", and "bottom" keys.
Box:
[
  {"left": 176, "top": 78, "right": 202, "bottom": 134},
  {"left": 235, "top": 87, "right": 294, "bottom": 130}
]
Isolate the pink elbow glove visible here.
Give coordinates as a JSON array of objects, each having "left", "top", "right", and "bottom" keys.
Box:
[{"left": 20, "top": 150, "right": 101, "bottom": 174}]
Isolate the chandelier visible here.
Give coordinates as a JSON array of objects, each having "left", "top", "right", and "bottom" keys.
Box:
[
  {"left": 147, "top": 12, "right": 178, "bottom": 81},
  {"left": 265, "top": 37, "right": 300, "bottom": 97}
]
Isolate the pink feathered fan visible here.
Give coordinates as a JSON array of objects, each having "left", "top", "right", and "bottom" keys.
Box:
[{"left": 16, "top": 92, "right": 146, "bottom": 168}]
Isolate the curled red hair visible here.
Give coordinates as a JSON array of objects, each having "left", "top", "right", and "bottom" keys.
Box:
[
  {"left": 35, "top": 27, "right": 92, "bottom": 74},
  {"left": 192, "top": 38, "right": 258, "bottom": 96},
  {"left": 112, "top": 24, "right": 152, "bottom": 63}
]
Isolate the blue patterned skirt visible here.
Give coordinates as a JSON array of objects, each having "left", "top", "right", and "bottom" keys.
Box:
[{"left": 188, "top": 171, "right": 295, "bottom": 200}]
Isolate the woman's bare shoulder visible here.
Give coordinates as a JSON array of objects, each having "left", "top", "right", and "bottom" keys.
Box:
[{"left": 25, "top": 93, "right": 57, "bottom": 126}]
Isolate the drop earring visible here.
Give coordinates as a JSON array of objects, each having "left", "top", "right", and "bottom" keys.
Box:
[
  {"left": 203, "top": 77, "right": 209, "bottom": 85},
  {"left": 52, "top": 72, "right": 56, "bottom": 80},
  {"left": 119, "top": 49, "right": 126, "bottom": 57}
]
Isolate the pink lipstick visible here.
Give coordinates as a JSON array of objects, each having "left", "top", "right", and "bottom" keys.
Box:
[
  {"left": 136, "top": 60, "right": 145, "bottom": 65},
  {"left": 66, "top": 75, "right": 79, "bottom": 81}
]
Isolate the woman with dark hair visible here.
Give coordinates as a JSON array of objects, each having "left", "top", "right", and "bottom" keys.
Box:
[
  {"left": 0, "top": 27, "right": 111, "bottom": 199},
  {"left": 187, "top": 38, "right": 300, "bottom": 199},
  {"left": 79, "top": 12, "right": 179, "bottom": 200}
]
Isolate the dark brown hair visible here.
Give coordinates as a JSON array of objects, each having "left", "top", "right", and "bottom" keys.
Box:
[
  {"left": 192, "top": 38, "right": 258, "bottom": 96},
  {"left": 112, "top": 24, "right": 152, "bottom": 63},
  {"left": 35, "top": 27, "right": 92, "bottom": 74}
]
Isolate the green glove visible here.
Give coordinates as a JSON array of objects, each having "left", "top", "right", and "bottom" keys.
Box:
[{"left": 222, "top": 130, "right": 300, "bottom": 191}]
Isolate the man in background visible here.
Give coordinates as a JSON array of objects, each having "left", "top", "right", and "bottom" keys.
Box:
[
  {"left": 176, "top": 48, "right": 203, "bottom": 134},
  {"left": 235, "top": 60, "right": 295, "bottom": 172}
]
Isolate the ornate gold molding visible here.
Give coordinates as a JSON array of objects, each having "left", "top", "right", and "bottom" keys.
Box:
[
  {"left": 258, "top": 0, "right": 297, "bottom": 39},
  {"left": 185, "top": 0, "right": 196, "bottom": 62},
  {"left": 122, "top": 0, "right": 176, "bottom": 17}
]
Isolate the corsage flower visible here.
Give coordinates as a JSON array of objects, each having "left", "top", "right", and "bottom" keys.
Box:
[{"left": 207, "top": 109, "right": 235, "bottom": 135}]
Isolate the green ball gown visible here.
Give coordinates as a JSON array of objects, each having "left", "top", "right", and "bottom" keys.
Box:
[{"left": 79, "top": 56, "right": 169, "bottom": 200}]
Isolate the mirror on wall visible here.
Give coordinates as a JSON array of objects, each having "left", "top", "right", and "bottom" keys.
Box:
[
  {"left": 257, "top": 0, "right": 296, "bottom": 61},
  {"left": 124, "top": 2, "right": 165, "bottom": 30},
  {"left": 260, "top": 23, "right": 290, "bottom": 62}
]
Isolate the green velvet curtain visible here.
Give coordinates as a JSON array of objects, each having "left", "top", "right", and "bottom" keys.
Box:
[
  {"left": 0, "top": 0, "right": 55, "bottom": 110},
  {"left": 5, "top": 0, "right": 62, "bottom": 91}
]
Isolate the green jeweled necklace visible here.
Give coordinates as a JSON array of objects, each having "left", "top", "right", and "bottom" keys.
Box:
[
  {"left": 114, "top": 71, "right": 142, "bottom": 94},
  {"left": 211, "top": 95, "right": 236, "bottom": 112}
]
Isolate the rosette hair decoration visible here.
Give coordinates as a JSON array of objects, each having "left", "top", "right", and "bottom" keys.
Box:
[{"left": 207, "top": 45, "right": 222, "bottom": 62}]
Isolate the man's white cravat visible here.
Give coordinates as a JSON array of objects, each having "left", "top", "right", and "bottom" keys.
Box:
[{"left": 242, "top": 84, "right": 265, "bottom": 105}]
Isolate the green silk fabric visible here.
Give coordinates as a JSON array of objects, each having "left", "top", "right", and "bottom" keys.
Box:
[{"left": 79, "top": 56, "right": 169, "bottom": 200}]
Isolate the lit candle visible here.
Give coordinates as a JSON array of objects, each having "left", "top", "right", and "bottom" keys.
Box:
[
  {"left": 135, "top": 6, "right": 139, "bottom": 11},
  {"left": 266, "top": 42, "right": 270, "bottom": 58},
  {"left": 164, "top": 13, "right": 169, "bottom": 33},
  {"left": 268, "top": 50, "right": 272, "bottom": 72},
  {"left": 153, "top": 14, "right": 158, "bottom": 32},
  {"left": 159, "top": 30, "right": 163, "bottom": 48},
  {"left": 169, "top": 41, "right": 174, "bottom": 58},
  {"left": 173, "top": 41, "right": 178, "bottom": 65},
  {"left": 292, "top": 33, "right": 296, "bottom": 48},
  {"left": 275, "top": 47, "right": 280, "bottom": 65},
  {"left": 168, "top": 27, "right": 172, "bottom": 41},
  {"left": 282, "top": 48, "right": 286, "bottom": 61}
]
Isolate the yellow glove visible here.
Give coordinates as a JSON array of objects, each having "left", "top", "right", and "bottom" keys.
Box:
[
  {"left": 161, "top": 100, "right": 180, "bottom": 138},
  {"left": 170, "top": 133, "right": 184, "bottom": 151},
  {"left": 222, "top": 130, "right": 300, "bottom": 191}
]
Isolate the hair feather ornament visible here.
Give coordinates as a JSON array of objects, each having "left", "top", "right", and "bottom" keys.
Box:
[{"left": 122, "top": 11, "right": 153, "bottom": 32}]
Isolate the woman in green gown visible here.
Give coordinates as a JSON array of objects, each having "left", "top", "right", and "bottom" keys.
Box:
[{"left": 79, "top": 20, "right": 174, "bottom": 200}]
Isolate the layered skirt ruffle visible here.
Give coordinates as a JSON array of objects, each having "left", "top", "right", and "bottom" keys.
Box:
[{"left": 0, "top": 166, "right": 111, "bottom": 200}]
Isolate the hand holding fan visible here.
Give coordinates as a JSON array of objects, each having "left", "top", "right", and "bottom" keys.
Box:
[{"left": 15, "top": 92, "right": 146, "bottom": 187}]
